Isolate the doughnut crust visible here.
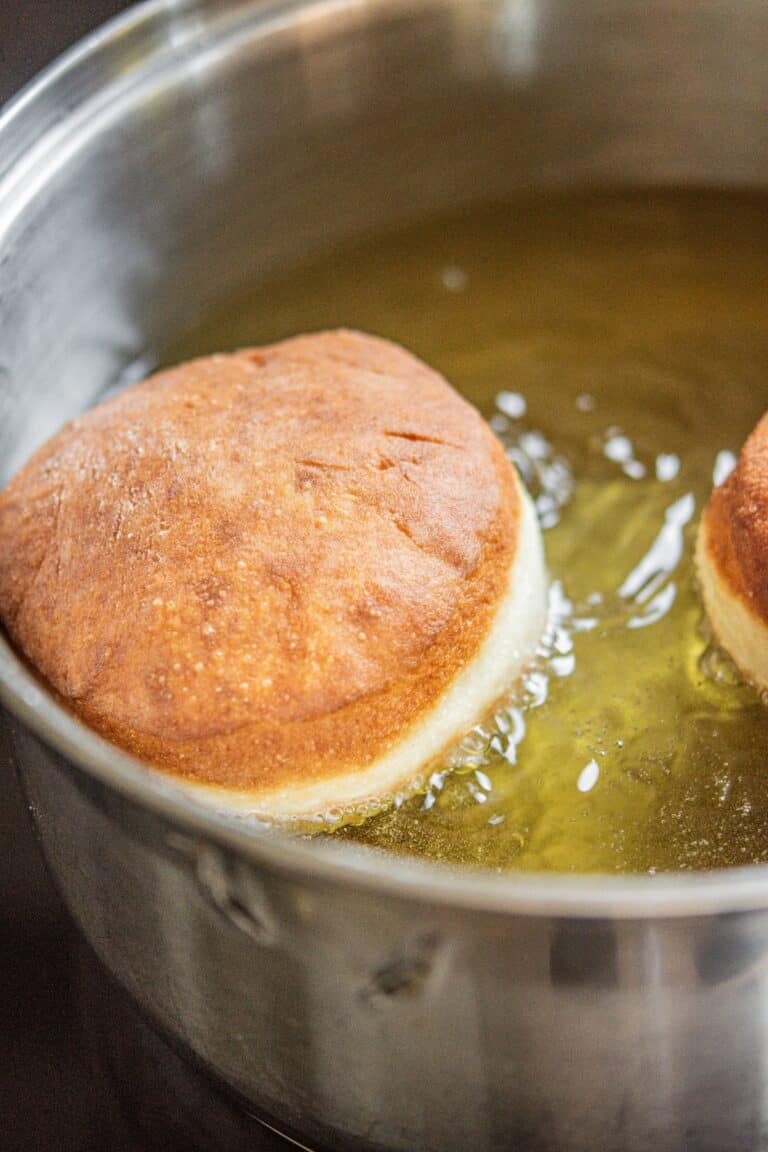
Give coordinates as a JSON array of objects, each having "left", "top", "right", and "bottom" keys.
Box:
[
  {"left": 0, "top": 330, "right": 546, "bottom": 819},
  {"left": 696, "top": 412, "right": 768, "bottom": 690}
]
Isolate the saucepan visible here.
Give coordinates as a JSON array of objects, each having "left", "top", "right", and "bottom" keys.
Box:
[{"left": 2, "top": 2, "right": 768, "bottom": 1149}]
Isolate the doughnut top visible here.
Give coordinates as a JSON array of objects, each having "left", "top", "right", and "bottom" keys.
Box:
[{"left": 0, "top": 330, "right": 521, "bottom": 797}]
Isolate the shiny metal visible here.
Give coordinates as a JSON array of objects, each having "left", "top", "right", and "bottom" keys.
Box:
[{"left": 1, "top": 1, "right": 768, "bottom": 1148}]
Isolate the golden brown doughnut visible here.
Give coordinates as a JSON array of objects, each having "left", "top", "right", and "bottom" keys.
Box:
[
  {"left": 696, "top": 412, "right": 768, "bottom": 690},
  {"left": 0, "top": 330, "right": 547, "bottom": 820}
]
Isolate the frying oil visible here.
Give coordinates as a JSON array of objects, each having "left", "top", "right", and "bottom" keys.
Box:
[{"left": 165, "top": 191, "right": 768, "bottom": 873}]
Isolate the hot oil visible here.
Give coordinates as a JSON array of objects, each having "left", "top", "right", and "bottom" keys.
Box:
[{"left": 166, "top": 191, "right": 768, "bottom": 873}]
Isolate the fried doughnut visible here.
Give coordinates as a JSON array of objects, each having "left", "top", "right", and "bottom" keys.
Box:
[
  {"left": 696, "top": 413, "right": 768, "bottom": 691},
  {"left": 0, "top": 330, "right": 548, "bottom": 821}
]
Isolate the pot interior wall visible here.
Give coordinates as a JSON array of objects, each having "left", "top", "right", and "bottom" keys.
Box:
[{"left": 0, "top": 0, "right": 766, "bottom": 483}]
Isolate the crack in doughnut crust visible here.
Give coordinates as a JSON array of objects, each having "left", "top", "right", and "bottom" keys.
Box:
[
  {"left": 697, "top": 412, "right": 768, "bottom": 690},
  {"left": 0, "top": 330, "right": 544, "bottom": 819}
]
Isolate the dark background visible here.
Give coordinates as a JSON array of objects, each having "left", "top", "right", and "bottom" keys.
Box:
[{"left": 1, "top": 5, "right": 146, "bottom": 1149}]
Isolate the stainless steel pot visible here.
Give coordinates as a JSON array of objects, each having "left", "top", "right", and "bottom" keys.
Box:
[{"left": 2, "top": 2, "right": 768, "bottom": 1149}]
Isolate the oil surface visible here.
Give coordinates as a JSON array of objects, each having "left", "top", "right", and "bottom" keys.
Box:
[{"left": 167, "top": 191, "right": 768, "bottom": 873}]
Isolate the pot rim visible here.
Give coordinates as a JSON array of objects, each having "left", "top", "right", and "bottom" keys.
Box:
[{"left": 3, "top": 0, "right": 768, "bottom": 922}]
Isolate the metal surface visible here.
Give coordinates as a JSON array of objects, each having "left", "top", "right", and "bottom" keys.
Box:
[
  {"left": 0, "top": 7, "right": 295, "bottom": 1149},
  {"left": 1, "top": 1, "right": 768, "bottom": 1148}
]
